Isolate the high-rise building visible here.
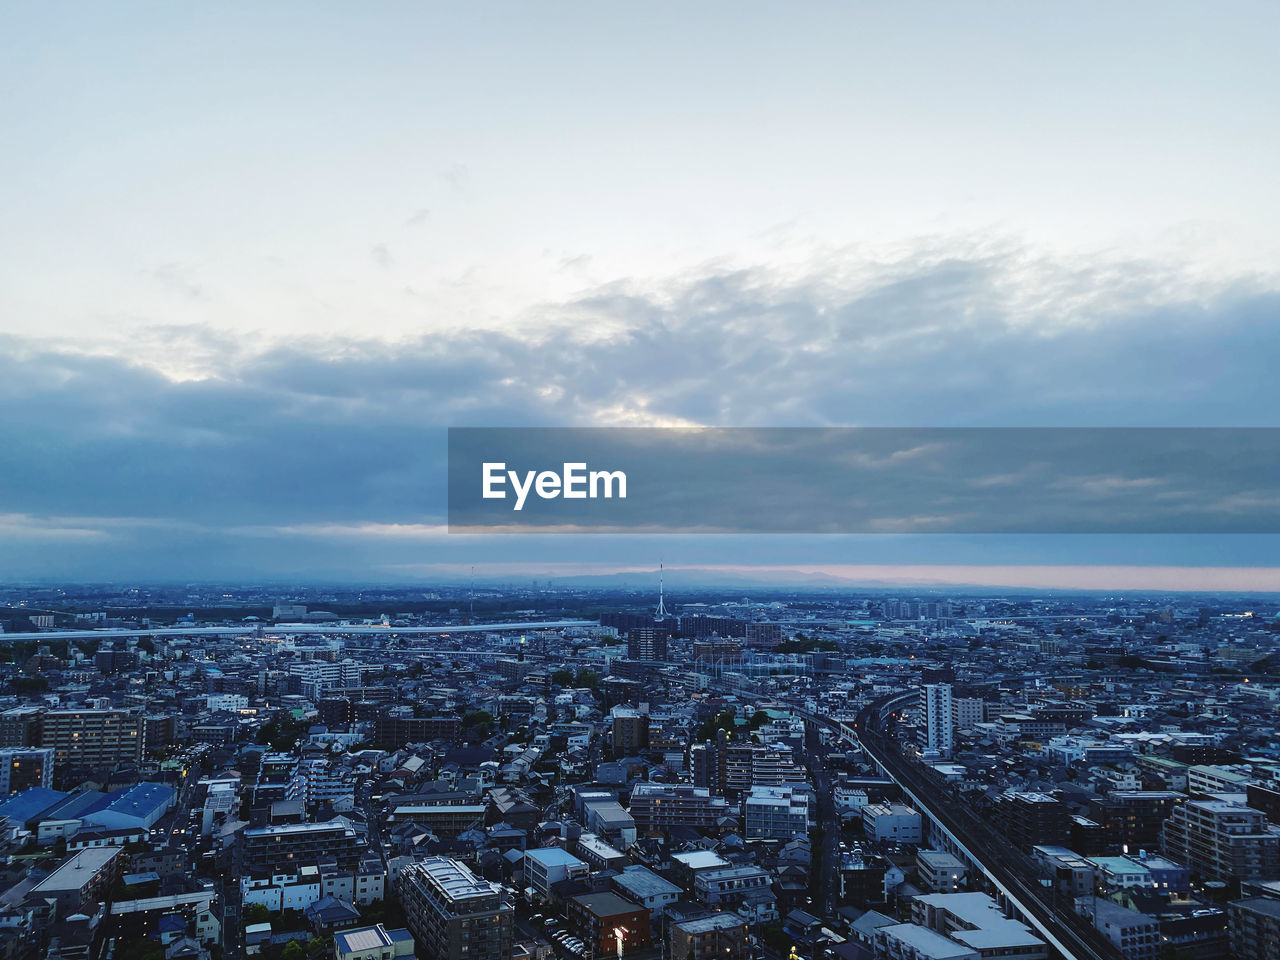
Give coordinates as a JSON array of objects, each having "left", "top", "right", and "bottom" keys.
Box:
[
  {"left": 689, "top": 734, "right": 805, "bottom": 795},
  {"left": 626, "top": 627, "right": 668, "bottom": 661},
  {"left": 398, "top": 857, "right": 514, "bottom": 960},
  {"left": 923, "top": 684, "right": 954, "bottom": 758}
]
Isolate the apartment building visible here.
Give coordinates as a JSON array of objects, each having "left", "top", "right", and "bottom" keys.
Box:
[
  {"left": 399, "top": 857, "right": 514, "bottom": 960},
  {"left": 1161, "top": 801, "right": 1280, "bottom": 881}
]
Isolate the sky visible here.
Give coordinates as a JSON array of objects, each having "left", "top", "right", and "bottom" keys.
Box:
[{"left": 1, "top": 2, "right": 1278, "bottom": 588}]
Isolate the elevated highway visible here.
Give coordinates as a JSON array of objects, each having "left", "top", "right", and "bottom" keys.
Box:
[
  {"left": 0, "top": 619, "right": 597, "bottom": 642},
  {"left": 791, "top": 694, "right": 1119, "bottom": 960}
]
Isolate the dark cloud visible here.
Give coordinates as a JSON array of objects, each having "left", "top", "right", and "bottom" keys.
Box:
[{"left": 1, "top": 243, "right": 1277, "bottom": 577}]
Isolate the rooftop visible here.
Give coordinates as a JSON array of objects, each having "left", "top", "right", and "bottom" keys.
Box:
[{"left": 526, "top": 847, "right": 587, "bottom": 868}]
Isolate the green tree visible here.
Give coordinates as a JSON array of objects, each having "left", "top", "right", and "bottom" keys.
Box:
[
  {"left": 281, "top": 940, "right": 306, "bottom": 960},
  {"left": 696, "top": 709, "right": 738, "bottom": 742},
  {"left": 551, "top": 669, "right": 575, "bottom": 686}
]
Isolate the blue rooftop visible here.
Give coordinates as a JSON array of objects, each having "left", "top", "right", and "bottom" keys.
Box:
[
  {"left": 0, "top": 788, "right": 67, "bottom": 825},
  {"left": 90, "top": 782, "right": 175, "bottom": 820}
]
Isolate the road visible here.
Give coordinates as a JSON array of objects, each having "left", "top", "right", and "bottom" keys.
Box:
[{"left": 801, "top": 722, "right": 840, "bottom": 916}]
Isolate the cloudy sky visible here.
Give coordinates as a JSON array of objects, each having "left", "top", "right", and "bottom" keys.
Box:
[{"left": 2, "top": 2, "right": 1278, "bottom": 588}]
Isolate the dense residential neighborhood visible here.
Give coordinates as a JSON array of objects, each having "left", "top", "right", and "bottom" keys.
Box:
[{"left": 2, "top": 584, "right": 1280, "bottom": 960}]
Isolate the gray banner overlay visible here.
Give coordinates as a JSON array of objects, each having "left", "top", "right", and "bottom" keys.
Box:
[{"left": 447, "top": 427, "right": 1280, "bottom": 534}]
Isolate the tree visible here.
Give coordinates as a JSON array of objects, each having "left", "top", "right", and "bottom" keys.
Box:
[
  {"left": 281, "top": 940, "right": 306, "bottom": 960},
  {"left": 551, "top": 669, "right": 575, "bottom": 686},
  {"left": 116, "top": 940, "right": 164, "bottom": 960},
  {"left": 696, "top": 709, "right": 738, "bottom": 742}
]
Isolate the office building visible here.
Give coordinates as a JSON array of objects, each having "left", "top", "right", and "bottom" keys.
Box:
[{"left": 916, "top": 851, "right": 967, "bottom": 893}]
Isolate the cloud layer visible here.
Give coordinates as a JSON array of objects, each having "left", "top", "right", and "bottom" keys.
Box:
[{"left": 2, "top": 241, "right": 1278, "bottom": 580}]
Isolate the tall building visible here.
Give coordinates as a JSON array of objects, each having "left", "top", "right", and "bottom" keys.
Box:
[
  {"left": 611, "top": 707, "right": 650, "bottom": 754},
  {"left": 922, "top": 684, "right": 954, "bottom": 758},
  {"left": 1087, "top": 791, "right": 1186, "bottom": 851},
  {"left": 626, "top": 627, "right": 668, "bottom": 662},
  {"left": 743, "top": 623, "right": 782, "bottom": 648},
  {"left": 0, "top": 746, "right": 54, "bottom": 794},
  {"left": 398, "top": 857, "right": 514, "bottom": 960},
  {"left": 39, "top": 708, "right": 142, "bottom": 768},
  {"left": 1162, "top": 801, "right": 1280, "bottom": 881}
]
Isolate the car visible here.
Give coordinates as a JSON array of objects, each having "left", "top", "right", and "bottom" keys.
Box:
[{"left": 543, "top": 918, "right": 559, "bottom": 928}]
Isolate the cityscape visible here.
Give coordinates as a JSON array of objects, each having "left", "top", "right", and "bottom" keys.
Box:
[
  {"left": 4, "top": 3, "right": 1278, "bottom": 960},
  {"left": 1, "top": 583, "right": 1279, "bottom": 960}
]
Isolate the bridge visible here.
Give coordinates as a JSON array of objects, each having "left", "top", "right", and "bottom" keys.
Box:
[{"left": 0, "top": 620, "right": 599, "bottom": 642}]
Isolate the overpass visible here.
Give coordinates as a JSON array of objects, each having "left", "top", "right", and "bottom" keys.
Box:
[
  {"left": 790, "top": 695, "right": 1118, "bottom": 960},
  {"left": 0, "top": 620, "right": 598, "bottom": 642}
]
